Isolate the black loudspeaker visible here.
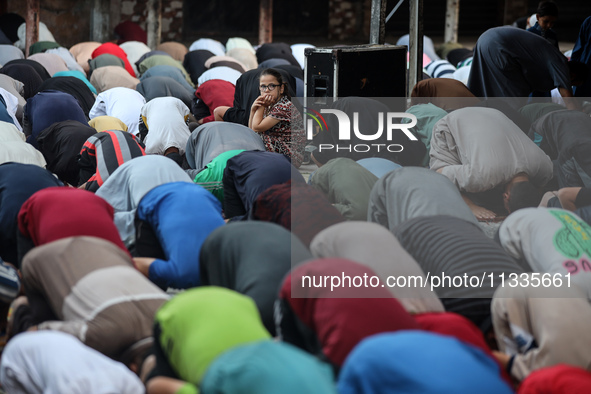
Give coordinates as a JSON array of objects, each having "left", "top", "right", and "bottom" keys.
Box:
[{"left": 304, "top": 45, "right": 407, "bottom": 101}]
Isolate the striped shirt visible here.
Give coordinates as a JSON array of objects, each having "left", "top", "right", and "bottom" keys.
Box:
[{"left": 78, "top": 130, "right": 145, "bottom": 192}]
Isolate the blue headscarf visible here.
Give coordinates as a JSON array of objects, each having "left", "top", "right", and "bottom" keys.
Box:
[{"left": 338, "top": 331, "right": 512, "bottom": 394}]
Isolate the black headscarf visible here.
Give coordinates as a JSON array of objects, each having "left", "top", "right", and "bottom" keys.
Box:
[
  {"left": 35, "top": 76, "right": 96, "bottom": 119},
  {"left": 2, "top": 59, "right": 51, "bottom": 80},
  {"left": 256, "top": 43, "right": 299, "bottom": 67},
  {"left": 0, "top": 13, "right": 25, "bottom": 43},
  {"left": 183, "top": 50, "right": 215, "bottom": 85},
  {"left": 36, "top": 120, "right": 97, "bottom": 186},
  {"left": 200, "top": 221, "right": 312, "bottom": 335},
  {"left": 0, "top": 64, "right": 44, "bottom": 99}
]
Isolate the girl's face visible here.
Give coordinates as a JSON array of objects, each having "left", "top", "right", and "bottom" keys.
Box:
[{"left": 259, "top": 74, "right": 284, "bottom": 103}]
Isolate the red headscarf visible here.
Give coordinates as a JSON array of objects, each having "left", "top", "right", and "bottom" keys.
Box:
[
  {"left": 415, "top": 312, "right": 512, "bottom": 384},
  {"left": 518, "top": 364, "right": 591, "bottom": 393},
  {"left": 251, "top": 180, "right": 345, "bottom": 247},
  {"left": 18, "top": 187, "right": 129, "bottom": 255},
  {"left": 278, "top": 258, "right": 419, "bottom": 368},
  {"left": 195, "top": 79, "right": 235, "bottom": 123},
  {"left": 114, "top": 20, "right": 147, "bottom": 45},
  {"left": 91, "top": 42, "right": 136, "bottom": 77}
]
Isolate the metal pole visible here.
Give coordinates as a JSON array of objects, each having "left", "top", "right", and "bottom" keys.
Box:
[
  {"left": 369, "top": 0, "right": 386, "bottom": 45},
  {"left": 25, "top": 0, "right": 39, "bottom": 57},
  {"left": 146, "top": 0, "right": 162, "bottom": 49},
  {"left": 258, "top": 0, "right": 272, "bottom": 45},
  {"left": 91, "top": 0, "right": 110, "bottom": 42},
  {"left": 444, "top": 0, "right": 459, "bottom": 43},
  {"left": 408, "top": 0, "right": 423, "bottom": 97}
]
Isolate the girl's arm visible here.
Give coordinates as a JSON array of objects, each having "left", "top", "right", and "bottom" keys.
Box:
[{"left": 249, "top": 95, "right": 280, "bottom": 133}]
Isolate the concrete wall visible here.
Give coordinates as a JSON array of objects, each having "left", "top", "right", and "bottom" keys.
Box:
[
  {"left": 7, "top": 0, "right": 92, "bottom": 48},
  {"left": 120, "top": 0, "right": 183, "bottom": 42}
]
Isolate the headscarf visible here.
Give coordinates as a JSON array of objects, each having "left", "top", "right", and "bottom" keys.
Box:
[
  {"left": 95, "top": 155, "right": 193, "bottom": 246},
  {"left": 424, "top": 60, "right": 457, "bottom": 78},
  {"left": 183, "top": 49, "right": 215, "bottom": 84},
  {"left": 310, "top": 221, "right": 444, "bottom": 314},
  {"left": 35, "top": 76, "right": 95, "bottom": 118},
  {"left": 290, "top": 43, "right": 315, "bottom": 69},
  {"left": 411, "top": 78, "right": 480, "bottom": 110},
  {"left": 91, "top": 42, "right": 135, "bottom": 77},
  {"left": 499, "top": 207, "right": 591, "bottom": 300},
  {"left": 188, "top": 38, "right": 225, "bottom": 56},
  {"left": 226, "top": 48, "right": 258, "bottom": 71},
  {"left": 0, "top": 44, "right": 24, "bottom": 65},
  {"left": 256, "top": 43, "right": 299, "bottom": 67},
  {"left": 395, "top": 215, "right": 524, "bottom": 330},
  {"left": 0, "top": 63, "right": 44, "bottom": 99},
  {"left": 518, "top": 102, "right": 565, "bottom": 125},
  {"left": 200, "top": 221, "right": 312, "bottom": 335},
  {"left": 36, "top": 120, "right": 97, "bottom": 185},
  {"left": 251, "top": 180, "right": 345, "bottom": 247},
  {"left": 517, "top": 365, "right": 591, "bottom": 394},
  {"left": 185, "top": 121, "right": 265, "bottom": 171},
  {"left": 27, "top": 53, "right": 68, "bottom": 76},
  {"left": 135, "top": 50, "right": 171, "bottom": 68},
  {"left": 68, "top": 41, "right": 101, "bottom": 75},
  {"left": 89, "top": 65, "right": 140, "bottom": 94},
  {"left": 88, "top": 116, "right": 128, "bottom": 133},
  {"left": 88, "top": 54, "right": 126, "bottom": 77},
  {"left": 153, "top": 287, "right": 270, "bottom": 387},
  {"left": 89, "top": 87, "right": 145, "bottom": 134},
  {"left": 0, "top": 331, "right": 144, "bottom": 394},
  {"left": 197, "top": 66, "right": 242, "bottom": 86},
  {"left": 156, "top": 41, "right": 188, "bottom": 62},
  {"left": 3, "top": 59, "right": 51, "bottom": 80},
  {"left": 17, "top": 187, "right": 128, "bottom": 255},
  {"left": 45, "top": 47, "right": 86, "bottom": 74},
  {"left": 368, "top": 167, "right": 478, "bottom": 230},
  {"left": 225, "top": 37, "right": 256, "bottom": 54},
  {"left": 78, "top": 130, "right": 146, "bottom": 192},
  {"left": 0, "top": 121, "right": 46, "bottom": 167},
  {"left": 355, "top": 158, "right": 401, "bottom": 179},
  {"left": 20, "top": 236, "right": 167, "bottom": 358},
  {"left": 0, "top": 74, "right": 26, "bottom": 108},
  {"left": 0, "top": 163, "right": 62, "bottom": 263},
  {"left": 140, "top": 97, "right": 191, "bottom": 155},
  {"left": 23, "top": 90, "right": 87, "bottom": 148},
  {"left": 337, "top": 331, "right": 513, "bottom": 394},
  {"left": 0, "top": 92, "right": 18, "bottom": 128},
  {"left": 194, "top": 79, "right": 235, "bottom": 124},
  {"left": 201, "top": 341, "right": 336, "bottom": 394},
  {"left": 53, "top": 70, "right": 97, "bottom": 94},
  {"left": 138, "top": 55, "right": 192, "bottom": 85},
  {"left": 310, "top": 158, "right": 378, "bottom": 221},
  {"left": 119, "top": 41, "right": 151, "bottom": 76},
  {"left": 139, "top": 64, "right": 194, "bottom": 94},
  {"left": 223, "top": 151, "right": 304, "bottom": 217},
  {"left": 205, "top": 55, "right": 247, "bottom": 73},
  {"left": 403, "top": 103, "right": 447, "bottom": 166},
  {"left": 114, "top": 20, "right": 147, "bottom": 45},
  {"left": 492, "top": 281, "right": 591, "bottom": 381},
  {"left": 136, "top": 76, "right": 193, "bottom": 109},
  {"left": 277, "top": 258, "right": 419, "bottom": 369}
]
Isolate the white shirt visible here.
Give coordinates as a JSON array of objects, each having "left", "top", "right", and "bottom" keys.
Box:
[
  {"left": 0, "top": 331, "right": 144, "bottom": 394},
  {"left": 89, "top": 87, "right": 146, "bottom": 135}
]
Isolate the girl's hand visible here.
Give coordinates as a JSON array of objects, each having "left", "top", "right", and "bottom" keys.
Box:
[
  {"left": 251, "top": 95, "right": 267, "bottom": 111},
  {"left": 261, "top": 94, "right": 275, "bottom": 107}
]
